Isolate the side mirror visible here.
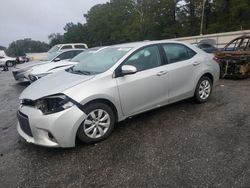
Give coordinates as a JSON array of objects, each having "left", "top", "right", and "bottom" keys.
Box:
[
  {"left": 121, "top": 65, "right": 137, "bottom": 76},
  {"left": 53, "top": 58, "right": 61, "bottom": 62}
]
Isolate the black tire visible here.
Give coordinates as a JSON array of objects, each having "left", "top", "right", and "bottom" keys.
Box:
[
  {"left": 6, "top": 61, "right": 14, "bottom": 67},
  {"left": 194, "top": 76, "right": 213, "bottom": 103},
  {"left": 77, "top": 102, "right": 115, "bottom": 144}
]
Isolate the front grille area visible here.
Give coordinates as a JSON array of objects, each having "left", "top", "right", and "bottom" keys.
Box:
[{"left": 17, "top": 111, "right": 33, "bottom": 137}]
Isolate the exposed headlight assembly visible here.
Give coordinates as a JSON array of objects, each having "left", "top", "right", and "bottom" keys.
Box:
[
  {"left": 34, "top": 94, "right": 74, "bottom": 115},
  {"left": 29, "top": 73, "right": 51, "bottom": 82}
]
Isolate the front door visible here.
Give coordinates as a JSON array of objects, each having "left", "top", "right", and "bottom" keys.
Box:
[{"left": 116, "top": 45, "right": 170, "bottom": 116}]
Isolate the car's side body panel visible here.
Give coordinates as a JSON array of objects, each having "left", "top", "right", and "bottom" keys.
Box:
[{"left": 116, "top": 65, "right": 170, "bottom": 117}]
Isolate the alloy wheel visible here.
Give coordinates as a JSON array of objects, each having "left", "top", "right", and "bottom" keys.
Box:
[
  {"left": 199, "top": 80, "right": 211, "bottom": 100},
  {"left": 83, "top": 109, "right": 111, "bottom": 139}
]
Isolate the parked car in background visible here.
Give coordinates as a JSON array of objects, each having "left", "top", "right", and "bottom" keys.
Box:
[
  {"left": 48, "top": 43, "right": 88, "bottom": 53},
  {"left": 197, "top": 43, "right": 218, "bottom": 53},
  {"left": 0, "top": 50, "right": 6, "bottom": 57},
  {"left": 28, "top": 47, "right": 105, "bottom": 82},
  {"left": 0, "top": 50, "right": 16, "bottom": 68},
  {"left": 16, "top": 56, "right": 30, "bottom": 64},
  {"left": 17, "top": 40, "right": 220, "bottom": 147},
  {"left": 12, "top": 49, "right": 84, "bottom": 82}
]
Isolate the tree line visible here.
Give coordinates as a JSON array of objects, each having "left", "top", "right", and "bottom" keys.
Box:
[
  {"left": 6, "top": 0, "right": 250, "bottom": 56},
  {"left": 6, "top": 38, "right": 49, "bottom": 57},
  {"left": 49, "top": 0, "right": 250, "bottom": 47}
]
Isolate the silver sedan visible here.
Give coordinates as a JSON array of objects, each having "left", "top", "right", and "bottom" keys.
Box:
[{"left": 17, "top": 40, "right": 220, "bottom": 147}]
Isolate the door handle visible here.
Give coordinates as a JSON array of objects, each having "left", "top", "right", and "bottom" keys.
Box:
[
  {"left": 193, "top": 62, "right": 201, "bottom": 66},
  {"left": 157, "top": 71, "right": 168, "bottom": 76}
]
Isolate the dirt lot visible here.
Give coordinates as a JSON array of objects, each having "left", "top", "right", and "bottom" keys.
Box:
[{"left": 0, "top": 69, "right": 249, "bottom": 187}]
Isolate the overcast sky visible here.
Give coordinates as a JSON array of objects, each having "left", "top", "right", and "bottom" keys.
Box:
[{"left": 0, "top": 0, "right": 109, "bottom": 47}]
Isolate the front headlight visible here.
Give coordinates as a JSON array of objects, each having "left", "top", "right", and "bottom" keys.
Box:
[
  {"left": 29, "top": 73, "right": 52, "bottom": 82},
  {"left": 35, "top": 94, "right": 74, "bottom": 115}
]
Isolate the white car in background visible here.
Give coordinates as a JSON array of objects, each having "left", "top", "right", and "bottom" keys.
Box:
[
  {"left": 12, "top": 49, "right": 84, "bottom": 82},
  {"left": 28, "top": 47, "right": 105, "bottom": 82},
  {"left": 48, "top": 43, "right": 88, "bottom": 53},
  {"left": 0, "top": 50, "right": 16, "bottom": 68}
]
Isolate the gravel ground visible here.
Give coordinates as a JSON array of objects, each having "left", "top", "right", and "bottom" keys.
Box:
[{"left": 0, "top": 69, "right": 249, "bottom": 187}]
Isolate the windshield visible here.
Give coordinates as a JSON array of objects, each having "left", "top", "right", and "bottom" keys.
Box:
[
  {"left": 48, "top": 45, "right": 60, "bottom": 53},
  {"left": 41, "top": 52, "right": 59, "bottom": 61},
  {"left": 70, "top": 51, "right": 95, "bottom": 62},
  {"left": 68, "top": 47, "right": 131, "bottom": 75}
]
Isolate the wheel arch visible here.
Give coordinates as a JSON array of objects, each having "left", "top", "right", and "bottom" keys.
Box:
[
  {"left": 81, "top": 98, "right": 119, "bottom": 123},
  {"left": 192, "top": 71, "right": 214, "bottom": 96},
  {"left": 201, "top": 72, "right": 214, "bottom": 84}
]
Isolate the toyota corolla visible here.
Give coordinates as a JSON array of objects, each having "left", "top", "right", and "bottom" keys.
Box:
[{"left": 17, "top": 41, "right": 220, "bottom": 147}]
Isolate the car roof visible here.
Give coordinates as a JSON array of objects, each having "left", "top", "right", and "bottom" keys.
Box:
[
  {"left": 88, "top": 46, "right": 107, "bottom": 51},
  {"left": 58, "top": 49, "right": 85, "bottom": 53},
  {"left": 110, "top": 40, "right": 190, "bottom": 49},
  {"left": 56, "top": 43, "right": 87, "bottom": 46}
]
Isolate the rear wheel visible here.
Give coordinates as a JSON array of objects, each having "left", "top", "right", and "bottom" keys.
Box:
[
  {"left": 77, "top": 102, "right": 115, "bottom": 144},
  {"left": 194, "top": 76, "right": 213, "bottom": 103},
  {"left": 6, "top": 61, "right": 15, "bottom": 67}
]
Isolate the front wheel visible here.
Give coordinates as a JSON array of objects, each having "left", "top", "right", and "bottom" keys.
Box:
[
  {"left": 194, "top": 76, "right": 213, "bottom": 103},
  {"left": 77, "top": 102, "right": 115, "bottom": 144}
]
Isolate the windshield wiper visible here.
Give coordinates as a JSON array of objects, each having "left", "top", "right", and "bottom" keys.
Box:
[{"left": 72, "top": 69, "right": 91, "bottom": 75}]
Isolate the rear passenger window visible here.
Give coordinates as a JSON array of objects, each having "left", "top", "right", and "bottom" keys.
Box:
[
  {"left": 187, "top": 47, "right": 196, "bottom": 58},
  {"left": 61, "top": 45, "right": 72, "bottom": 50},
  {"left": 74, "top": 45, "right": 86, "bottom": 49},
  {"left": 162, "top": 44, "right": 196, "bottom": 64},
  {"left": 57, "top": 51, "right": 79, "bottom": 60}
]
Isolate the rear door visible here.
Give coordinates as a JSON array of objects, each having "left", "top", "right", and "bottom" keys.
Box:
[
  {"left": 116, "top": 45, "right": 170, "bottom": 116},
  {"left": 161, "top": 43, "right": 200, "bottom": 103}
]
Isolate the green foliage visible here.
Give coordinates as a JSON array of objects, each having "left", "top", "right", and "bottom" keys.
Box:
[
  {"left": 48, "top": 33, "right": 64, "bottom": 47},
  {"left": 207, "top": 0, "right": 250, "bottom": 33},
  {"left": 48, "top": 0, "right": 250, "bottom": 47},
  {"left": 6, "top": 38, "right": 49, "bottom": 57}
]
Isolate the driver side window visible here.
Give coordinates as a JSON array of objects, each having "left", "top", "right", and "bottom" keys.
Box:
[{"left": 123, "top": 46, "right": 161, "bottom": 72}]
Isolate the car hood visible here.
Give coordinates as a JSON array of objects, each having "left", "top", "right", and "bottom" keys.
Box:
[
  {"left": 19, "top": 70, "right": 95, "bottom": 100},
  {"left": 30, "top": 61, "right": 78, "bottom": 75},
  {"left": 15, "top": 61, "right": 50, "bottom": 70}
]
